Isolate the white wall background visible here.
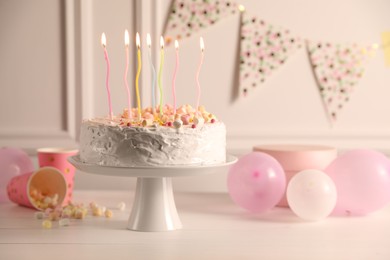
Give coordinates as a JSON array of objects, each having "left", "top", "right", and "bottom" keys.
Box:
[{"left": 1, "top": 0, "right": 390, "bottom": 192}]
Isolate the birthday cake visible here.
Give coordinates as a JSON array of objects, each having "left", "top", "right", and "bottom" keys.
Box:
[{"left": 79, "top": 104, "right": 226, "bottom": 167}]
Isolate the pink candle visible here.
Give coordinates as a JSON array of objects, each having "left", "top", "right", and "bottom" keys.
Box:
[
  {"left": 124, "top": 30, "right": 131, "bottom": 119},
  {"left": 196, "top": 37, "right": 205, "bottom": 115},
  {"left": 172, "top": 40, "right": 179, "bottom": 115},
  {"left": 101, "top": 33, "right": 113, "bottom": 120},
  {"left": 135, "top": 33, "right": 142, "bottom": 120}
]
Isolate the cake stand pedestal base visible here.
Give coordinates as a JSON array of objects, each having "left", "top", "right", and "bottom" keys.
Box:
[
  {"left": 128, "top": 177, "right": 181, "bottom": 231},
  {"left": 68, "top": 155, "right": 237, "bottom": 232}
]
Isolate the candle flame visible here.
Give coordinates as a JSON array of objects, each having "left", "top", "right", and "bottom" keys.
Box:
[
  {"left": 175, "top": 40, "right": 179, "bottom": 50},
  {"left": 160, "top": 36, "right": 164, "bottom": 49},
  {"left": 200, "top": 37, "right": 205, "bottom": 52},
  {"left": 238, "top": 5, "right": 245, "bottom": 12},
  {"left": 136, "top": 32, "right": 140, "bottom": 49},
  {"left": 124, "top": 30, "right": 129, "bottom": 46},
  {"left": 101, "top": 33, "right": 107, "bottom": 48},
  {"left": 147, "top": 33, "right": 151, "bottom": 48}
]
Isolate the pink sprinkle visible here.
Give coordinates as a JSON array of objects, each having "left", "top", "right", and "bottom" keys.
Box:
[
  {"left": 211, "top": 119, "right": 216, "bottom": 123},
  {"left": 167, "top": 122, "right": 172, "bottom": 127},
  {"left": 191, "top": 124, "right": 196, "bottom": 129},
  {"left": 181, "top": 115, "right": 190, "bottom": 125}
]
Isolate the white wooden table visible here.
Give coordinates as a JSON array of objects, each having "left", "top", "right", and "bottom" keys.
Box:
[{"left": 1, "top": 190, "right": 389, "bottom": 260}]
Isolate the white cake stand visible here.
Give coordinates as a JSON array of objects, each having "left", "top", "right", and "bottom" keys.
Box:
[{"left": 68, "top": 155, "right": 237, "bottom": 232}]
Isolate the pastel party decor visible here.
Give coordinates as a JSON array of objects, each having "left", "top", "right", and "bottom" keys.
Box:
[
  {"left": 172, "top": 40, "right": 179, "bottom": 115},
  {"left": 163, "top": 1, "right": 387, "bottom": 124},
  {"left": 227, "top": 152, "right": 286, "bottom": 213},
  {"left": 307, "top": 41, "right": 369, "bottom": 124},
  {"left": 239, "top": 12, "right": 303, "bottom": 96},
  {"left": 101, "top": 33, "right": 113, "bottom": 120},
  {"left": 381, "top": 31, "right": 390, "bottom": 66},
  {"left": 37, "top": 148, "right": 78, "bottom": 205},
  {"left": 287, "top": 169, "right": 337, "bottom": 221},
  {"left": 158, "top": 36, "right": 165, "bottom": 116},
  {"left": 135, "top": 32, "right": 142, "bottom": 120},
  {"left": 124, "top": 29, "right": 131, "bottom": 119},
  {"left": 146, "top": 33, "right": 157, "bottom": 110},
  {"left": 0, "top": 147, "right": 34, "bottom": 202},
  {"left": 253, "top": 145, "right": 337, "bottom": 207},
  {"left": 325, "top": 149, "right": 390, "bottom": 216},
  {"left": 164, "top": 0, "right": 238, "bottom": 45},
  {"left": 7, "top": 167, "right": 67, "bottom": 210},
  {"left": 196, "top": 37, "right": 204, "bottom": 114}
]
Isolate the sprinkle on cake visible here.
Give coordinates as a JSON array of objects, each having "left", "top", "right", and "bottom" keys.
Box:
[{"left": 117, "top": 104, "right": 217, "bottom": 129}]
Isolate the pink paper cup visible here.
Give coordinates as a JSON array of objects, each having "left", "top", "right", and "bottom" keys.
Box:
[
  {"left": 253, "top": 144, "right": 337, "bottom": 207},
  {"left": 37, "top": 148, "right": 78, "bottom": 205},
  {"left": 6, "top": 167, "right": 67, "bottom": 210}
]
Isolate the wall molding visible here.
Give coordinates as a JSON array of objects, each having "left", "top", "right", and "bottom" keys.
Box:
[{"left": 0, "top": 0, "right": 80, "bottom": 155}]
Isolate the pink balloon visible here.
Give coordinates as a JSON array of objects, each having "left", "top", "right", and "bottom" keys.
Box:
[
  {"left": 325, "top": 149, "right": 390, "bottom": 216},
  {"left": 227, "top": 152, "right": 286, "bottom": 213},
  {"left": 0, "top": 147, "right": 34, "bottom": 202}
]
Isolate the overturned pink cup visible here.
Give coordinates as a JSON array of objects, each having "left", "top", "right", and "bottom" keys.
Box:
[
  {"left": 37, "top": 148, "right": 78, "bottom": 205},
  {"left": 7, "top": 167, "right": 67, "bottom": 210}
]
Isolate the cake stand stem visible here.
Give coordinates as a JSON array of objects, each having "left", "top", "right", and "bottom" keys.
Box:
[{"left": 128, "top": 177, "right": 182, "bottom": 231}]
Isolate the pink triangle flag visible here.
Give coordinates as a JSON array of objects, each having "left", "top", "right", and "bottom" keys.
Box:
[
  {"left": 307, "top": 41, "right": 369, "bottom": 124},
  {"left": 163, "top": 0, "right": 238, "bottom": 45},
  {"left": 239, "top": 12, "right": 303, "bottom": 97}
]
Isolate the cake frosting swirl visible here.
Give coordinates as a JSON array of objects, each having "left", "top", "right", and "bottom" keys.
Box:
[{"left": 79, "top": 104, "right": 226, "bottom": 167}]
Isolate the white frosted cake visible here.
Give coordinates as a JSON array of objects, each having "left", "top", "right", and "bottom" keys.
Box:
[{"left": 79, "top": 104, "right": 226, "bottom": 167}]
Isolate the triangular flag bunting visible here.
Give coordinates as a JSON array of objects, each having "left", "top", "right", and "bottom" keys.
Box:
[
  {"left": 164, "top": 0, "right": 238, "bottom": 45},
  {"left": 307, "top": 41, "right": 369, "bottom": 124},
  {"left": 239, "top": 12, "right": 303, "bottom": 96}
]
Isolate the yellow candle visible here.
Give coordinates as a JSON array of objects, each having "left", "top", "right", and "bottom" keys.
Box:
[{"left": 135, "top": 32, "right": 142, "bottom": 120}]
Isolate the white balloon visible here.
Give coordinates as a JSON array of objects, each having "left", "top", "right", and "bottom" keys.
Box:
[{"left": 287, "top": 169, "right": 337, "bottom": 221}]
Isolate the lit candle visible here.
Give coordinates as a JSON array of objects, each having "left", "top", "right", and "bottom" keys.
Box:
[
  {"left": 172, "top": 40, "right": 179, "bottom": 115},
  {"left": 196, "top": 37, "right": 205, "bottom": 115},
  {"left": 124, "top": 30, "right": 131, "bottom": 119},
  {"left": 158, "top": 36, "right": 165, "bottom": 116},
  {"left": 147, "top": 33, "right": 157, "bottom": 111},
  {"left": 101, "top": 33, "right": 113, "bottom": 120},
  {"left": 135, "top": 32, "right": 142, "bottom": 120}
]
